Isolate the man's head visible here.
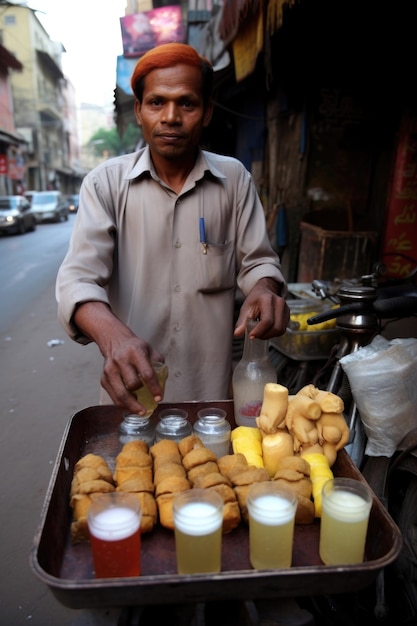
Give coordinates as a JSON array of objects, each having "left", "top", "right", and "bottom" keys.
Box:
[{"left": 131, "top": 43, "right": 214, "bottom": 108}]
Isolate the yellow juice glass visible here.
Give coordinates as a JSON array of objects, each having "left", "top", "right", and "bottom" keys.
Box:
[
  {"left": 319, "top": 477, "right": 373, "bottom": 565},
  {"left": 134, "top": 361, "right": 168, "bottom": 417},
  {"left": 173, "top": 489, "right": 223, "bottom": 574},
  {"left": 247, "top": 482, "right": 297, "bottom": 569}
]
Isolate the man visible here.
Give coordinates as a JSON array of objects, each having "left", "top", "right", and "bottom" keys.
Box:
[{"left": 56, "top": 43, "right": 289, "bottom": 415}]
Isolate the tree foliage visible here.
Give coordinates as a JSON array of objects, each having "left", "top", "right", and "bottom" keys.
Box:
[{"left": 88, "top": 124, "right": 142, "bottom": 157}]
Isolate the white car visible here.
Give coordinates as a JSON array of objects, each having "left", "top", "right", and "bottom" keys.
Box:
[{"left": 25, "top": 190, "right": 69, "bottom": 223}]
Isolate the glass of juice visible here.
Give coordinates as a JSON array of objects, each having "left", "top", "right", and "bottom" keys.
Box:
[
  {"left": 319, "top": 477, "right": 373, "bottom": 565},
  {"left": 87, "top": 492, "right": 142, "bottom": 578},
  {"left": 134, "top": 361, "right": 168, "bottom": 417},
  {"left": 247, "top": 481, "right": 297, "bottom": 569},
  {"left": 172, "top": 489, "right": 224, "bottom": 574}
]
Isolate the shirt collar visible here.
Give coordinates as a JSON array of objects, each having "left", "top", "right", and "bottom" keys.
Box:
[{"left": 125, "top": 146, "right": 227, "bottom": 183}]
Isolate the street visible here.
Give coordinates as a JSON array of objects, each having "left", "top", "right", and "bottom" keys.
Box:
[{"left": 0, "top": 219, "right": 115, "bottom": 625}]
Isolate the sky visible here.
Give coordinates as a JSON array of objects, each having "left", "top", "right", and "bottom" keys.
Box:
[{"left": 27, "top": 0, "right": 127, "bottom": 109}]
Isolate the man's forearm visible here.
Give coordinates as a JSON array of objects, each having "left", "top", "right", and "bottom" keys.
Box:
[
  {"left": 254, "top": 276, "right": 287, "bottom": 297},
  {"left": 73, "top": 302, "right": 135, "bottom": 356}
]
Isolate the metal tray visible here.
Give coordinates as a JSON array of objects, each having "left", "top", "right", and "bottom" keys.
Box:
[{"left": 30, "top": 402, "right": 402, "bottom": 610}]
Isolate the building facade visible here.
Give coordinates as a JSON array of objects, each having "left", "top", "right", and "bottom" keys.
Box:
[
  {"left": 0, "top": 33, "right": 25, "bottom": 195},
  {"left": 1, "top": 3, "right": 83, "bottom": 194}
]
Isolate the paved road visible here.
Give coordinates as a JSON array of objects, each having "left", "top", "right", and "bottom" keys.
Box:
[{"left": 0, "top": 225, "right": 116, "bottom": 625}]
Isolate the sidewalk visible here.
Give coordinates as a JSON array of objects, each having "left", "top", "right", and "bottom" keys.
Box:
[{"left": 0, "top": 278, "right": 113, "bottom": 625}]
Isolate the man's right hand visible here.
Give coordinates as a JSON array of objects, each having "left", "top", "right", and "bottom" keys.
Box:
[{"left": 73, "top": 302, "right": 165, "bottom": 414}]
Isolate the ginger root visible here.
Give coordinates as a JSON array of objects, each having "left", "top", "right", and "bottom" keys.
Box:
[
  {"left": 256, "top": 383, "right": 288, "bottom": 433},
  {"left": 262, "top": 431, "right": 294, "bottom": 477},
  {"left": 298, "top": 385, "right": 344, "bottom": 413},
  {"left": 285, "top": 393, "right": 321, "bottom": 452},
  {"left": 316, "top": 412, "right": 350, "bottom": 451}
]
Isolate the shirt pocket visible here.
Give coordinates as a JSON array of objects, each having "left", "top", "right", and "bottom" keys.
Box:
[{"left": 197, "top": 240, "right": 235, "bottom": 293}]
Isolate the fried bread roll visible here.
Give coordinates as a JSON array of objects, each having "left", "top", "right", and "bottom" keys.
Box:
[
  {"left": 114, "top": 441, "right": 157, "bottom": 533},
  {"left": 187, "top": 461, "right": 219, "bottom": 484},
  {"left": 74, "top": 453, "right": 111, "bottom": 472},
  {"left": 116, "top": 476, "right": 154, "bottom": 494},
  {"left": 151, "top": 439, "right": 181, "bottom": 460},
  {"left": 208, "top": 482, "right": 237, "bottom": 504},
  {"left": 131, "top": 491, "right": 158, "bottom": 533},
  {"left": 222, "top": 501, "right": 242, "bottom": 534},
  {"left": 156, "top": 493, "right": 176, "bottom": 530},
  {"left": 178, "top": 434, "right": 204, "bottom": 457},
  {"left": 153, "top": 462, "right": 187, "bottom": 484},
  {"left": 272, "top": 454, "right": 313, "bottom": 522},
  {"left": 120, "top": 440, "right": 150, "bottom": 455},
  {"left": 70, "top": 453, "right": 115, "bottom": 543},
  {"left": 71, "top": 465, "right": 114, "bottom": 490},
  {"left": 114, "top": 449, "right": 152, "bottom": 469},
  {"left": 294, "top": 495, "right": 315, "bottom": 524},
  {"left": 182, "top": 447, "right": 217, "bottom": 471},
  {"left": 155, "top": 476, "right": 191, "bottom": 498},
  {"left": 113, "top": 466, "right": 153, "bottom": 485},
  {"left": 151, "top": 439, "right": 190, "bottom": 530},
  {"left": 229, "top": 466, "right": 270, "bottom": 486},
  {"left": 181, "top": 444, "right": 241, "bottom": 533},
  {"left": 217, "top": 453, "right": 248, "bottom": 481},
  {"left": 193, "top": 472, "right": 231, "bottom": 489},
  {"left": 235, "top": 480, "right": 271, "bottom": 524}
]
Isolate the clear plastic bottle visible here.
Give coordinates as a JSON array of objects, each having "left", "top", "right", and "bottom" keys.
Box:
[
  {"left": 232, "top": 318, "right": 277, "bottom": 427},
  {"left": 194, "top": 408, "right": 231, "bottom": 457},
  {"left": 118, "top": 414, "right": 155, "bottom": 446}
]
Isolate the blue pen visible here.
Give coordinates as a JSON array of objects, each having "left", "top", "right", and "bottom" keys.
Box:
[{"left": 199, "top": 217, "right": 208, "bottom": 254}]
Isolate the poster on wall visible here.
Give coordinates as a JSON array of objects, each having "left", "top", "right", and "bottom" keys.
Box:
[
  {"left": 116, "top": 56, "right": 137, "bottom": 95},
  {"left": 120, "top": 7, "right": 185, "bottom": 58},
  {"left": 382, "top": 114, "right": 417, "bottom": 278}
]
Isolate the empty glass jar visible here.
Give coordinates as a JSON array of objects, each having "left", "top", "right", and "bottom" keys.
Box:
[
  {"left": 155, "top": 408, "right": 192, "bottom": 443},
  {"left": 194, "top": 408, "right": 231, "bottom": 457},
  {"left": 118, "top": 413, "right": 155, "bottom": 446}
]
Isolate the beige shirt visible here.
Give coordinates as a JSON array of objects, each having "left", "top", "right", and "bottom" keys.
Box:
[{"left": 56, "top": 147, "right": 285, "bottom": 402}]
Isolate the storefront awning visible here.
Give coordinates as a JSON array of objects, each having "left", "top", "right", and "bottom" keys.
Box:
[
  {"left": 219, "top": 0, "right": 296, "bottom": 45},
  {"left": 0, "top": 128, "right": 27, "bottom": 146}
]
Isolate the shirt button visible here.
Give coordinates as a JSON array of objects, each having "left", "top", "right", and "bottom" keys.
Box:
[
  {"left": 174, "top": 285, "right": 181, "bottom": 292},
  {"left": 174, "top": 370, "right": 182, "bottom": 378},
  {"left": 174, "top": 240, "right": 181, "bottom": 248},
  {"left": 174, "top": 323, "right": 182, "bottom": 332}
]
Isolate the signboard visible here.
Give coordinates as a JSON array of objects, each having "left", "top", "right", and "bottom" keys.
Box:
[
  {"left": 8, "top": 155, "right": 25, "bottom": 180},
  {"left": 0, "top": 154, "right": 7, "bottom": 175},
  {"left": 120, "top": 7, "right": 185, "bottom": 58},
  {"left": 116, "top": 56, "right": 137, "bottom": 94},
  {"left": 382, "top": 114, "right": 417, "bottom": 277}
]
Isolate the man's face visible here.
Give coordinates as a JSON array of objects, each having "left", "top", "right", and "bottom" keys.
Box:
[{"left": 134, "top": 63, "right": 213, "bottom": 162}]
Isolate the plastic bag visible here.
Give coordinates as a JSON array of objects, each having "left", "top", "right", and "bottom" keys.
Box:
[{"left": 340, "top": 335, "right": 417, "bottom": 457}]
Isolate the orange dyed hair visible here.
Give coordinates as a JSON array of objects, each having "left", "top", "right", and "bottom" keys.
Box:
[{"left": 130, "top": 43, "right": 213, "bottom": 105}]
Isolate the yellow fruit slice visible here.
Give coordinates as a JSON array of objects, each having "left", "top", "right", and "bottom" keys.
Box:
[
  {"left": 301, "top": 452, "right": 334, "bottom": 517},
  {"left": 231, "top": 426, "right": 262, "bottom": 442}
]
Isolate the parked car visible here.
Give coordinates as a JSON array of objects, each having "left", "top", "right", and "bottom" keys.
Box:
[
  {"left": 0, "top": 195, "right": 37, "bottom": 235},
  {"left": 65, "top": 193, "right": 79, "bottom": 213},
  {"left": 24, "top": 190, "right": 69, "bottom": 223}
]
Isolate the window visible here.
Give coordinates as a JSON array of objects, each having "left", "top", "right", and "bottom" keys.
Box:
[{"left": 4, "top": 15, "right": 16, "bottom": 26}]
